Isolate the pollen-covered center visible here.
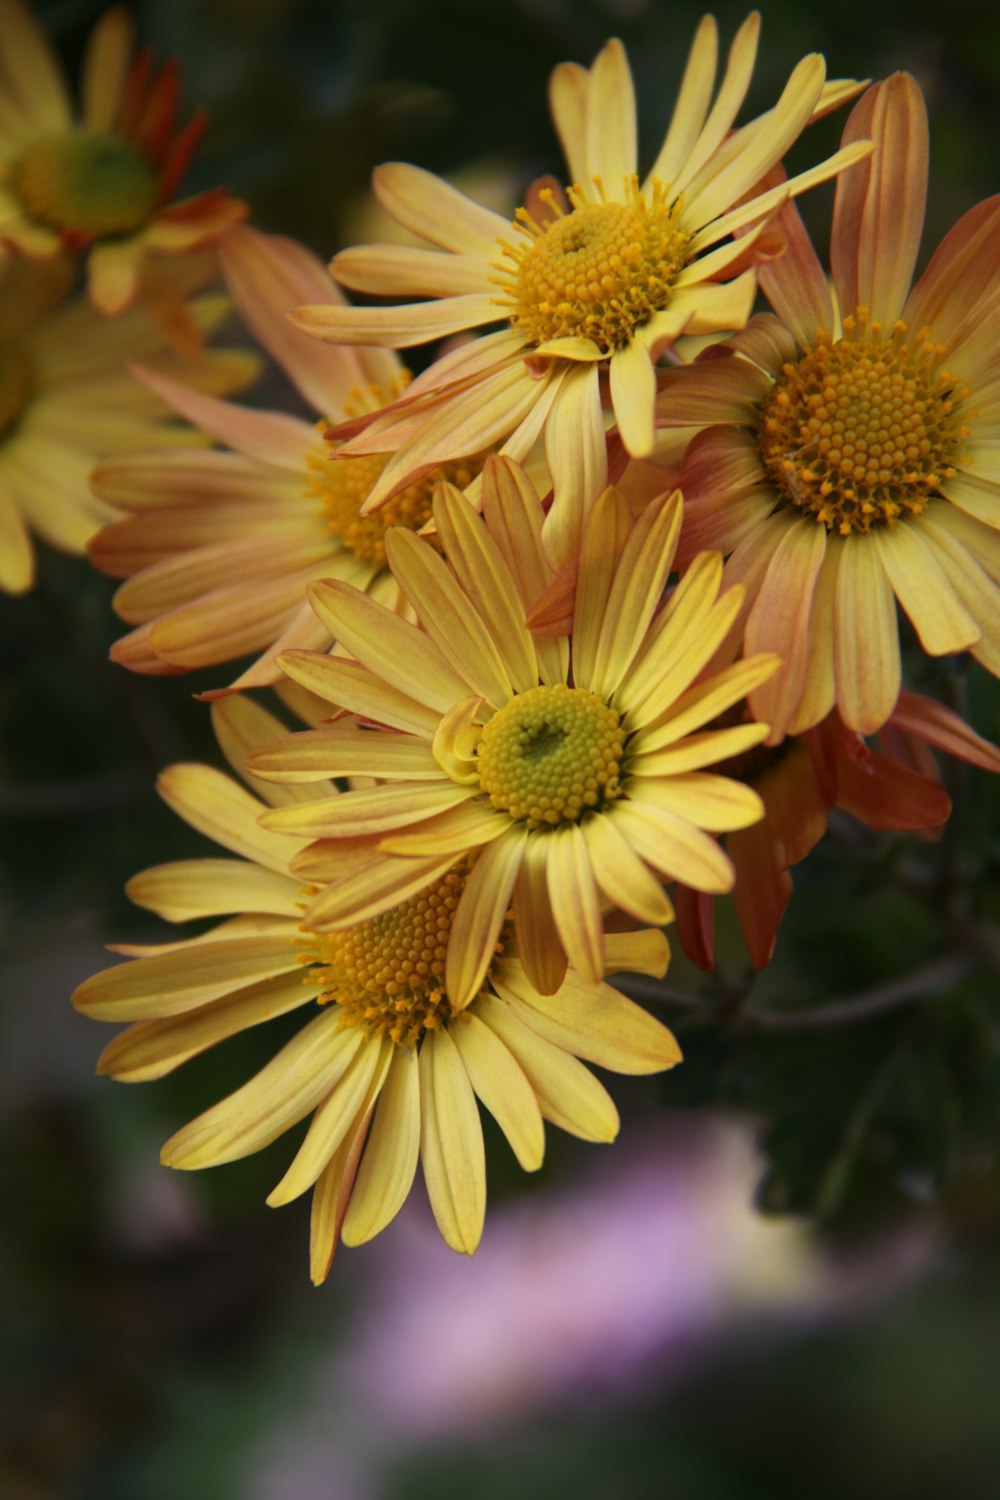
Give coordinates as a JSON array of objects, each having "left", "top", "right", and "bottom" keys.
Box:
[
  {"left": 13, "top": 130, "right": 160, "bottom": 239},
  {"left": 304, "top": 865, "right": 504, "bottom": 1049},
  {"left": 477, "top": 683, "right": 625, "bottom": 827},
  {"left": 0, "top": 346, "right": 30, "bottom": 440},
  {"left": 495, "top": 179, "right": 690, "bottom": 355},
  {"left": 306, "top": 416, "right": 484, "bottom": 566},
  {"left": 759, "top": 309, "right": 970, "bottom": 535}
]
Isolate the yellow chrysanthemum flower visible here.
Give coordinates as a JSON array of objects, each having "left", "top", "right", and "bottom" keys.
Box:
[
  {"left": 73, "top": 696, "right": 681, "bottom": 1283},
  {"left": 292, "top": 15, "right": 870, "bottom": 562},
  {"left": 657, "top": 74, "right": 1000, "bottom": 737},
  {"left": 88, "top": 225, "right": 513, "bottom": 689},
  {"left": 247, "top": 458, "right": 778, "bottom": 1004},
  {"left": 0, "top": 2, "right": 246, "bottom": 323},
  {"left": 0, "top": 252, "right": 256, "bottom": 593}
]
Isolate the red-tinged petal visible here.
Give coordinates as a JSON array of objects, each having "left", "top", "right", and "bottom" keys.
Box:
[
  {"left": 833, "top": 535, "right": 900, "bottom": 734},
  {"left": 889, "top": 691, "right": 1000, "bottom": 774},
  {"left": 836, "top": 748, "right": 950, "bottom": 830}
]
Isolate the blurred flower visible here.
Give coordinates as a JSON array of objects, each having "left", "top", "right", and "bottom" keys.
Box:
[
  {"left": 89, "top": 225, "right": 505, "bottom": 689},
  {"left": 675, "top": 692, "right": 1000, "bottom": 969},
  {"left": 0, "top": 2, "right": 246, "bottom": 330},
  {"left": 247, "top": 461, "right": 777, "bottom": 999},
  {"left": 74, "top": 696, "right": 680, "bottom": 1283},
  {"left": 658, "top": 74, "right": 1000, "bottom": 737},
  {"left": 293, "top": 17, "right": 869, "bottom": 563},
  {"left": 0, "top": 252, "right": 256, "bottom": 593}
]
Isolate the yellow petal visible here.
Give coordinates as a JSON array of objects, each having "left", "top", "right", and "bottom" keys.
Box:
[
  {"left": 475, "top": 992, "right": 619, "bottom": 1143},
  {"left": 73, "top": 936, "right": 303, "bottom": 1021},
  {"left": 96, "top": 969, "right": 322, "bottom": 1083},
  {"left": 161, "top": 1011, "right": 364, "bottom": 1170},
  {"left": 581, "top": 812, "right": 674, "bottom": 927},
  {"left": 125, "top": 858, "right": 302, "bottom": 921},
  {"left": 452, "top": 1011, "right": 544, "bottom": 1171},
  {"left": 445, "top": 827, "right": 527, "bottom": 1010},
  {"left": 341, "top": 1048, "right": 421, "bottom": 1245},
  {"left": 419, "top": 1028, "right": 486, "bottom": 1254},
  {"left": 384, "top": 527, "right": 513, "bottom": 708},
  {"left": 494, "top": 968, "right": 682, "bottom": 1076},
  {"left": 267, "top": 1036, "right": 392, "bottom": 1206},
  {"left": 610, "top": 800, "right": 735, "bottom": 892},
  {"left": 545, "top": 823, "right": 604, "bottom": 984}
]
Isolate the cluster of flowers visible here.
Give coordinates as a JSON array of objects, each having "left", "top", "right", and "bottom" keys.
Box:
[{"left": 4, "top": 3, "right": 998, "bottom": 1281}]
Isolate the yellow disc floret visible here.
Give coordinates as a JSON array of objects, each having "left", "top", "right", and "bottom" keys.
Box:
[
  {"left": 0, "top": 346, "right": 30, "bottom": 439},
  {"left": 759, "top": 308, "right": 971, "bottom": 535},
  {"left": 304, "top": 866, "right": 503, "bottom": 1050},
  {"left": 306, "top": 409, "right": 484, "bottom": 566},
  {"left": 494, "top": 178, "right": 690, "bottom": 355},
  {"left": 13, "top": 131, "right": 160, "bottom": 239},
  {"left": 477, "top": 683, "right": 625, "bottom": 827}
]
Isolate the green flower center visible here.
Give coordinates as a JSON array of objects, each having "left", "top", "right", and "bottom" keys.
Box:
[
  {"left": 477, "top": 683, "right": 625, "bottom": 827},
  {"left": 13, "top": 130, "right": 159, "bottom": 239}
]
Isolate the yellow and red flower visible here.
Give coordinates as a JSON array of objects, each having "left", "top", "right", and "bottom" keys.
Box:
[
  {"left": 291, "top": 17, "right": 869, "bottom": 564},
  {"left": 245, "top": 458, "right": 778, "bottom": 1002},
  {"left": 89, "top": 224, "right": 509, "bottom": 689},
  {"left": 0, "top": 2, "right": 246, "bottom": 323},
  {"left": 658, "top": 73, "right": 1000, "bottom": 737},
  {"left": 74, "top": 695, "right": 681, "bottom": 1282}
]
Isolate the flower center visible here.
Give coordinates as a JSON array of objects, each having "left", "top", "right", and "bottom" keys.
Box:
[
  {"left": 477, "top": 683, "right": 625, "bottom": 827},
  {"left": 494, "top": 179, "right": 689, "bottom": 355},
  {"left": 306, "top": 412, "right": 485, "bottom": 567},
  {"left": 12, "top": 130, "right": 160, "bottom": 239},
  {"left": 304, "top": 865, "right": 503, "bottom": 1050},
  {"left": 0, "top": 345, "right": 30, "bottom": 440},
  {"left": 758, "top": 309, "right": 970, "bottom": 535}
]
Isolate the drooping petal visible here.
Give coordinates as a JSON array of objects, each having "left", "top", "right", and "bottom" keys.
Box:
[
  {"left": 452, "top": 1012, "right": 544, "bottom": 1172},
  {"left": 341, "top": 1048, "right": 421, "bottom": 1245},
  {"left": 474, "top": 992, "right": 619, "bottom": 1143},
  {"left": 419, "top": 1028, "right": 486, "bottom": 1255},
  {"left": 446, "top": 827, "right": 527, "bottom": 1011},
  {"left": 834, "top": 534, "right": 901, "bottom": 734}
]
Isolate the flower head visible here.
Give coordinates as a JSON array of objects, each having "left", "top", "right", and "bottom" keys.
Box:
[
  {"left": 0, "top": 251, "right": 256, "bottom": 593},
  {"left": 73, "top": 695, "right": 681, "bottom": 1282},
  {"left": 291, "top": 16, "right": 869, "bottom": 563},
  {"left": 0, "top": 2, "right": 247, "bottom": 323},
  {"left": 247, "top": 458, "right": 778, "bottom": 1004},
  {"left": 89, "top": 225, "right": 509, "bottom": 689},
  {"left": 658, "top": 73, "right": 1000, "bottom": 737}
]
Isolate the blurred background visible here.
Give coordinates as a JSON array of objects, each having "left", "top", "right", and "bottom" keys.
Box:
[{"left": 3, "top": 0, "right": 1000, "bottom": 1495}]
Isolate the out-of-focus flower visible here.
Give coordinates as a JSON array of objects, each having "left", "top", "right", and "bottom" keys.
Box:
[
  {"left": 89, "top": 225, "right": 505, "bottom": 688},
  {"left": 658, "top": 74, "right": 1000, "bottom": 737},
  {"left": 247, "top": 460, "right": 777, "bottom": 1001},
  {"left": 0, "top": 253, "right": 256, "bottom": 593},
  {"left": 675, "top": 692, "right": 1000, "bottom": 969},
  {"left": 0, "top": 2, "right": 246, "bottom": 326},
  {"left": 291, "top": 17, "right": 869, "bottom": 564},
  {"left": 73, "top": 696, "right": 680, "bottom": 1282}
]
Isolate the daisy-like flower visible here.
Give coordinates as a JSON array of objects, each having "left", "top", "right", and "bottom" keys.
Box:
[
  {"left": 73, "top": 695, "right": 681, "bottom": 1282},
  {"left": 292, "top": 15, "right": 870, "bottom": 563},
  {"left": 246, "top": 457, "right": 779, "bottom": 1004},
  {"left": 658, "top": 73, "right": 1000, "bottom": 738},
  {"left": 674, "top": 692, "right": 1000, "bottom": 970},
  {"left": 0, "top": 251, "right": 256, "bottom": 594},
  {"left": 88, "top": 224, "right": 509, "bottom": 688},
  {"left": 0, "top": 2, "right": 246, "bottom": 323}
]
